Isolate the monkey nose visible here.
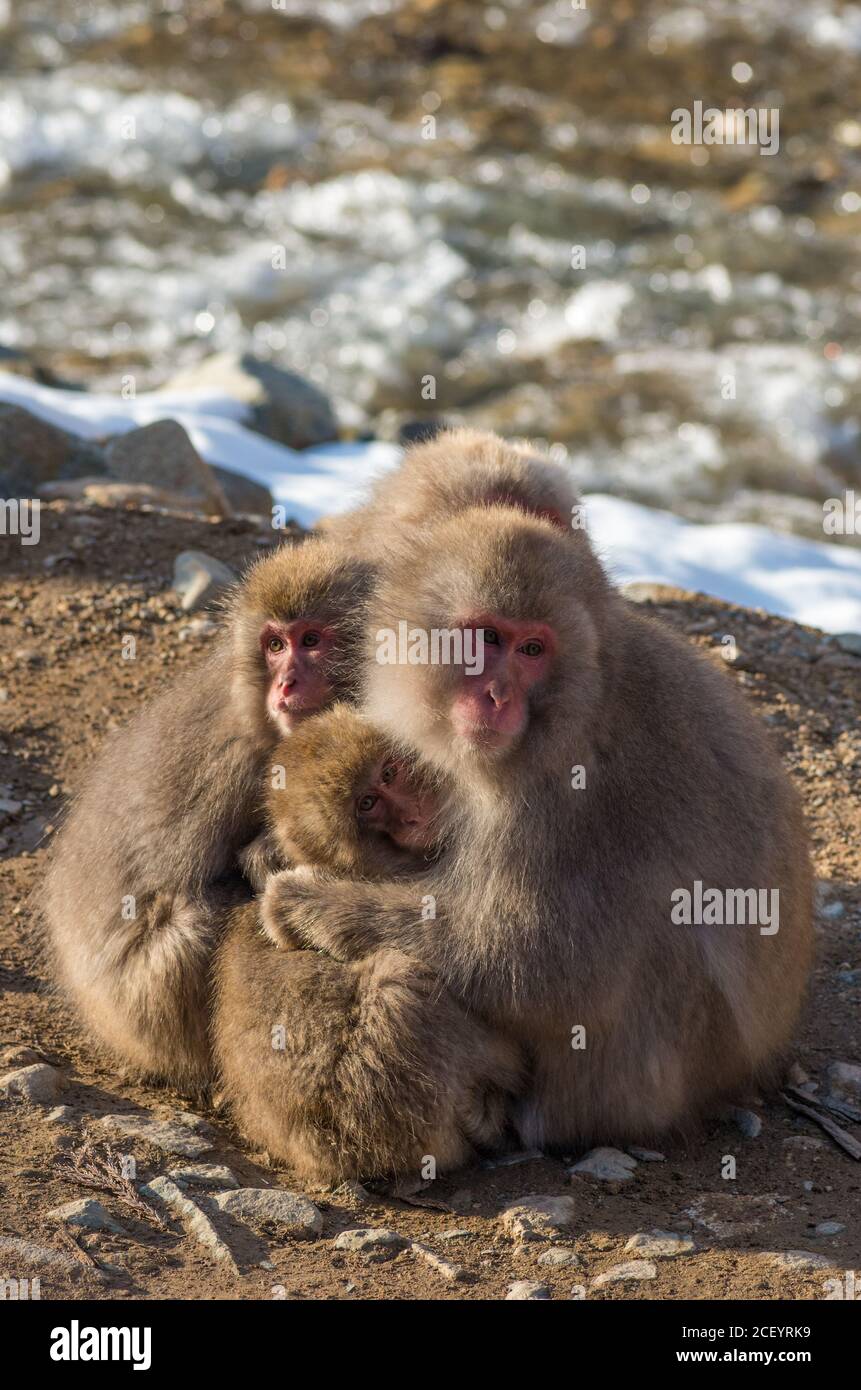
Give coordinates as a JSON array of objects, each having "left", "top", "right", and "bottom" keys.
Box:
[{"left": 486, "top": 680, "right": 510, "bottom": 708}]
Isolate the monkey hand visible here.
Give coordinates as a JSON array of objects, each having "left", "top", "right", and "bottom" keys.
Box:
[
  {"left": 260, "top": 867, "right": 331, "bottom": 953},
  {"left": 238, "top": 830, "right": 283, "bottom": 893},
  {"left": 261, "top": 869, "right": 436, "bottom": 964}
]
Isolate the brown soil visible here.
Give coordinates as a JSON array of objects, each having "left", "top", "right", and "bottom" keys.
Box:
[{"left": 1, "top": 502, "right": 859, "bottom": 1302}]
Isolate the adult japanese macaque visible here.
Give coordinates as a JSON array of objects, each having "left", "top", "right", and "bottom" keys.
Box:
[
  {"left": 318, "top": 427, "right": 579, "bottom": 556},
  {"left": 262, "top": 506, "right": 814, "bottom": 1151},
  {"left": 214, "top": 706, "right": 522, "bottom": 1183},
  {"left": 43, "top": 539, "right": 371, "bottom": 1092}
]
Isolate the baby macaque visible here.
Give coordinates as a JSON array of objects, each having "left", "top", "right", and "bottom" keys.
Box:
[
  {"left": 239, "top": 703, "right": 442, "bottom": 892},
  {"left": 214, "top": 706, "right": 522, "bottom": 1183}
]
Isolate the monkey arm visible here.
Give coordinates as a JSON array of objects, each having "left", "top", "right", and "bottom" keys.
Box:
[{"left": 260, "top": 868, "right": 436, "bottom": 962}]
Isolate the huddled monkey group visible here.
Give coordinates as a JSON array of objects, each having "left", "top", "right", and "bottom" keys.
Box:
[{"left": 44, "top": 428, "right": 814, "bottom": 1183}]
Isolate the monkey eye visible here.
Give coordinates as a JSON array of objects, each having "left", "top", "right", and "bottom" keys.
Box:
[
  {"left": 380, "top": 762, "right": 399, "bottom": 785},
  {"left": 520, "top": 639, "right": 544, "bottom": 657},
  {"left": 302, "top": 631, "right": 321, "bottom": 648},
  {"left": 481, "top": 628, "right": 501, "bottom": 645},
  {"left": 357, "top": 793, "right": 378, "bottom": 814},
  {"left": 267, "top": 636, "right": 285, "bottom": 654}
]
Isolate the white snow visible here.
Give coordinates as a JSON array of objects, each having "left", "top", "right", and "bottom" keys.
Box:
[{"left": 2, "top": 370, "right": 859, "bottom": 635}]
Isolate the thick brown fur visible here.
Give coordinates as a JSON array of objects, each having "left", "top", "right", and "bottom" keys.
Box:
[
  {"left": 263, "top": 505, "right": 814, "bottom": 1154},
  {"left": 318, "top": 426, "right": 580, "bottom": 556},
  {"left": 213, "top": 706, "right": 522, "bottom": 1183},
  {"left": 42, "top": 538, "right": 371, "bottom": 1092},
  {"left": 240, "top": 702, "right": 444, "bottom": 886}
]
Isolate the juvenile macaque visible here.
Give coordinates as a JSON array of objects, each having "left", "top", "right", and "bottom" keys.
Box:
[
  {"left": 214, "top": 707, "right": 521, "bottom": 1182},
  {"left": 239, "top": 702, "right": 443, "bottom": 890},
  {"left": 263, "top": 505, "right": 814, "bottom": 1153},
  {"left": 318, "top": 427, "right": 580, "bottom": 556},
  {"left": 43, "top": 539, "right": 371, "bottom": 1091}
]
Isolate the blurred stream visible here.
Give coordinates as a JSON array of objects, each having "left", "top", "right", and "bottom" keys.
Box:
[{"left": 1, "top": 0, "right": 860, "bottom": 536}]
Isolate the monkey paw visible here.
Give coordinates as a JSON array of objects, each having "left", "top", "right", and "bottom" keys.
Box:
[{"left": 260, "top": 867, "right": 320, "bottom": 951}]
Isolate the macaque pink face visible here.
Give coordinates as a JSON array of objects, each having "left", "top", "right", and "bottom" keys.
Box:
[
  {"left": 261, "top": 619, "right": 337, "bottom": 734},
  {"left": 450, "top": 614, "right": 556, "bottom": 751},
  {"left": 355, "top": 756, "right": 437, "bottom": 853}
]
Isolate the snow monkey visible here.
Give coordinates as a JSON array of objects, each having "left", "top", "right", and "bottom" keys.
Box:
[
  {"left": 318, "top": 426, "right": 581, "bottom": 557},
  {"left": 238, "top": 702, "right": 444, "bottom": 891},
  {"left": 43, "top": 539, "right": 372, "bottom": 1091},
  {"left": 262, "top": 504, "right": 814, "bottom": 1154},
  {"left": 213, "top": 706, "right": 522, "bottom": 1183}
]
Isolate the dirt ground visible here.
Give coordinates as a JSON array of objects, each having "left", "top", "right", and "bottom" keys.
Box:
[{"left": 1, "top": 501, "right": 859, "bottom": 1301}]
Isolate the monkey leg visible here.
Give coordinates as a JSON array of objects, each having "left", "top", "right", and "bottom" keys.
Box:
[
  {"left": 53, "top": 884, "right": 247, "bottom": 1094},
  {"left": 214, "top": 913, "right": 523, "bottom": 1185}
]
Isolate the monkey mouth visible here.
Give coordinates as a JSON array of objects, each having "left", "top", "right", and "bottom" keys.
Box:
[
  {"left": 269, "top": 695, "right": 314, "bottom": 730},
  {"left": 456, "top": 725, "right": 520, "bottom": 757}
]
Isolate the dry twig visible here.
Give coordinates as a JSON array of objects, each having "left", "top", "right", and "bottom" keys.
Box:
[{"left": 57, "top": 1139, "right": 169, "bottom": 1231}]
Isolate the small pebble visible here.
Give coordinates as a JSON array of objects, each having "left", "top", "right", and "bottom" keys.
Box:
[
  {"left": 334, "top": 1228, "right": 407, "bottom": 1261},
  {"left": 593, "top": 1260, "right": 657, "bottom": 1287},
  {"left": 506, "top": 1280, "right": 551, "bottom": 1301},
  {"left": 814, "top": 1221, "right": 845, "bottom": 1236}
]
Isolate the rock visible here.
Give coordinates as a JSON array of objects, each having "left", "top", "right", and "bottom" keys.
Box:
[
  {"left": 537, "top": 1247, "right": 581, "bottom": 1268},
  {"left": 500, "top": 1195, "right": 576, "bottom": 1243},
  {"left": 140, "top": 1176, "right": 238, "bottom": 1271},
  {"left": 834, "top": 632, "right": 861, "bottom": 657},
  {"left": 410, "top": 1241, "right": 468, "bottom": 1282},
  {"left": 627, "top": 1147, "right": 666, "bottom": 1162},
  {"left": 163, "top": 352, "right": 338, "bottom": 448},
  {"left": 728, "top": 1106, "right": 762, "bottom": 1138},
  {"left": 0, "top": 1045, "right": 42, "bottom": 1068},
  {"left": 568, "top": 1147, "right": 637, "bottom": 1183},
  {"left": 105, "top": 420, "right": 230, "bottom": 517},
  {"left": 826, "top": 1060, "right": 861, "bottom": 1104},
  {"left": 437, "top": 1228, "right": 473, "bottom": 1242},
  {"left": 212, "top": 465, "right": 274, "bottom": 517},
  {"left": 0, "top": 1235, "right": 82, "bottom": 1277},
  {"left": 0, "top": 403, "right": 103, "bottom": 493},
  {"left": 765, "top": 1250, "right": 832, "bottom": 1272},
  {"left": 0, "top": 345, "right": 46, "bottom": 380},
  {"left": 44, "top": 1106, "right": 77, "bottom": 1125},
  {"left": 333, "top": 1228, "right": 407, "bottom": 1260},
  {"left": 506, "top": 1280, "right": 552, "bottom": 1300},
  {"left": 169, "top": 1164, "right": 239, "bottom": 1190},
  {"left": 593, "top": 1260, "right": 657, "bottom": 1287},
  {"left": 211, "top": 1188, "right": 323, "bottom": 1239},
  {"left": 625, "top": 1230, "right": 694, "bottom": 1259},
  {"left": 0, "top": 1062, "right": 63, "bottom": 1106},
  {"left": 0, "top": 797, "right": 22, "bottom": 816},
  {"left": 172, "top": 550, "right": 237, "bottom": 612},
  {"left": 95, "top": 1112, "right": 213, "bottom": 1158},
  {"left": 48, "top": 1199, "right": 127, "bottom": 1235},
  {"left": 814, "top": 1221, "right": 845, "bottom": 1236}
]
